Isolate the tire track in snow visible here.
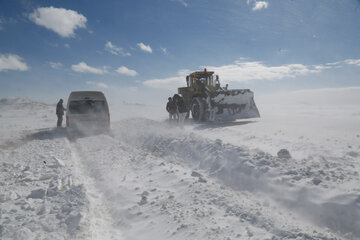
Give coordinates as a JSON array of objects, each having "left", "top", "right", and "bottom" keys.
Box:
[
  {"left": 68, "top": 134, "right": 192, "bottom": 240},
  {"left": 66, "top": 138, "right": 124, "bottom": 240}
]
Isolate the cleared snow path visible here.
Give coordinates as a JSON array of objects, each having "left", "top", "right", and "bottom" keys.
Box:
[{"left": 67, "top": 139, "right": 124, "bottom": 239}]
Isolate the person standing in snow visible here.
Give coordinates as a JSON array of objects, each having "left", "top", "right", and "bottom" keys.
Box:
[
  {"left": 166, "top": 97, "right": 178, "bottom": 122},
  {"left": 56, "top": 99, "right": 66, "bottom": 127},
  {"left": 173, "top": 94, "right": 187, "bottom": 128}
]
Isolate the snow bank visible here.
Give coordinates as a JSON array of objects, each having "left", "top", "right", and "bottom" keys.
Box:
[
  {"left": 0, "top": 133, "right": 90, "bottom": 239},
  {"left": 112, "top": 119, "right": 359, "bottom": 238}
]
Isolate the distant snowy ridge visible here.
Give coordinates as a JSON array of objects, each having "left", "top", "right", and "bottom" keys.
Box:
[{"left": 0, "top": 97, "right": 51, "bottom": 107}]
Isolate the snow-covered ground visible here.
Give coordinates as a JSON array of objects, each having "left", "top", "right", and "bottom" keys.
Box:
[{"left": 0, "top": 93, "right": 359, "bottom": 239}]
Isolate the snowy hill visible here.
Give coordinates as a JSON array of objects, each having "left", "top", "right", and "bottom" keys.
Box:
[{"left": 0, "top": 95, "right": 359, "bottom": 239}]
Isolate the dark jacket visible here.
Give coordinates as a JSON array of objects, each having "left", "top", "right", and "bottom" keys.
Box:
[
  {"left": 56, "top": 101, "right": 65, "bottom": 116},
  {"left": 176, "top": 97, "right": 187, "bottom": 113},
  {"left": 166, "top": 100, "right": 177, "bottom": 114}
]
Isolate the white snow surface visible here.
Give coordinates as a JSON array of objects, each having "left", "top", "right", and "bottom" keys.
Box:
[{"left": 0, "top": 95, "right": 360, "bottom": 240}]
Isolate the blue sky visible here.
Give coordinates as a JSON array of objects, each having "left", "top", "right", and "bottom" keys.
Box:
[{"left": 0, "top": 0, "right": 360, "bottom": 103}]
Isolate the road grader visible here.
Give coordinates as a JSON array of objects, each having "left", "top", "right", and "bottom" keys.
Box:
[{"left": 178, "top": 69, "right": 260, "bottom": 122}]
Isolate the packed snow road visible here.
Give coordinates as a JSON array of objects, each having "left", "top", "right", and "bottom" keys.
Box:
[{"left": 1, "top": 98, "right": 360, "bottom": 239}]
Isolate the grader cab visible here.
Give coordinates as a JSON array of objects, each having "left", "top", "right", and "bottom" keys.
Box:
[{"left": 178, "top": 69, "right": 260, "bottom": 122}]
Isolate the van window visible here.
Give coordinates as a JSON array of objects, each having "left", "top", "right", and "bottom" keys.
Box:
[{"left": 69, "top": 100, "right": 106, "bottom": 114}]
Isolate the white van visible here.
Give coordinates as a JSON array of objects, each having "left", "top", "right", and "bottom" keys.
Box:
[{"left": 66, "top": 91, "right": 110, "bottom": 130}]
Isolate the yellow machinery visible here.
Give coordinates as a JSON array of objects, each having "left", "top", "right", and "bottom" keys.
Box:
[{"left": 178, "top": 69, "right": 260, "bottom": 121}]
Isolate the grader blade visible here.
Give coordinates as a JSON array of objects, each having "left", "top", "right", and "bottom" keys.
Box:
[{"left": 208, "top": 89, "right": 260, "bottom": 121}]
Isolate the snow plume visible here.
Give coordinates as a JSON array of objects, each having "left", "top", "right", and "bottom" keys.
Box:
[
  {"left": 0, "top": 53, "right": 29, "bottom": 72},
  {"left": 115, "top": 66, "right": 138, "bottom": 76},
  {"left": 71, "top": 62, "right": 107, "bottom": 74},
  {"left": 29, "top": 6, "right": 87, "bottom": 38},
  {"left": 86, "top": 81, "right": 109, "bottom": 88},
  {"left": 137, "top": 42, "right": 152, "bottom": 53},
  {"left": 247, "top": 0, "right": 268, "bottom": 11},
  {"left": 105, "top": 41, "right": 131, "bottom": 56}
]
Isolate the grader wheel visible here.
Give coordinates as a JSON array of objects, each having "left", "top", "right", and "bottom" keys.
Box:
[{"left": 191, "top": 97, "right": 205, "bottom": 122}]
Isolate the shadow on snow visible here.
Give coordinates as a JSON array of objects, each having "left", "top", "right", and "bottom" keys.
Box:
[
  {"left": 193, "top": 120, "right": 257, "bottom": 130},
  {"left": 25, "top": 127, "right": 68, "bottom": 141},
  {"left": 25, "top": 127, "right": 111, "bottom": 142}
]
